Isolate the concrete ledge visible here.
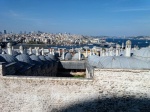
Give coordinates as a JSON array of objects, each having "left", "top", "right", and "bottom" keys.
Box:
[
  {"left": 94, "top": 68, "right": 150, "bottom": 72},
  {"left": 1, "top": 75, "right": 93, "bottom": 81}
]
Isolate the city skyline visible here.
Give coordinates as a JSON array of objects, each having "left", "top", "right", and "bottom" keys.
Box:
[{"left": 0, "top": 0, "right": 150, "bottom": 36}]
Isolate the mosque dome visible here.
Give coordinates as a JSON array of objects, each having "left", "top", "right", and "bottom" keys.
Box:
[
  {"left": 4, "top": 50, "right": 19, "bottom": 57},
  {"left": 83, "top": 46, "right": 89, "bottom": 49},
  {"left": 126, "top": 40, "right": 131, "bottom": 45},
  {"left": 16, "top": 54, "right": 33, "bottom": 65},
  {"left": 45, "top": 56, "right": 53, "bottom": 62},
  {"left": 12, "top": 51, "right": 19, "bottom": 56},
  {"left": 64, "top": 52, "right": 72, "bottom": 60},
  {"left": 87, "top": 55, "right": 101, "bottom": 67},
  {"left": 116, "top": 44, "right": 121, "bottom": 48},
  {"left": 0, "top": 54, "right": 18, "bottom": 64},
  {"left": 38, "top": 55, "right": 50, "bottom": 67},
  {"left": 109, "top": 47, "right": 113, "bottom": 50},
  {"left": 48, "top": 54, "right": 56, "bottom": 60},
  {"left": 45, "top": 56, "right": 54, "bottom": 67},
  {"left": 133, "top": 47, "right": 150, "bottom": 61},
  {"left": 0, "top": 54, "right": 23, "bottom": 70},
  {"left": 29, "top": 54, "right": 43, "bottom": 65},
  {"left": 88, "top": 55, "right": 150, "bottom": 69},
  {"left": 0, "top": 55, "right": 7, "bottom": 63},
  {"left": 30, "top": 49, "right": 36, "bottom": 55},
  {"left": 7, "top": 43, "right": 12, "bottom": 47},
  {"left": 72, "top": 53, "right": 85, "bottom": 60},
  {"left": 39, "top": 55, "right": 47, "bottom": 61}
]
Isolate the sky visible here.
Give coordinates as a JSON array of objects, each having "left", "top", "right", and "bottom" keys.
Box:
[{"left": 0, "top": 0, "right": 150, "bottom": 36}]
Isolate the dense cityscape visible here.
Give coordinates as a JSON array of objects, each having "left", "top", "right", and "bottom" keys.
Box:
[{"left": 0, "top": 30, "right": 150, "bottom": 48}]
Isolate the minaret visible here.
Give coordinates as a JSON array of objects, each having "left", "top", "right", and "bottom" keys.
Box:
[
  {"left": 7, "top": 43, "right": 12, "bottom": 55},
  {"left": 125, "top": 40, "right": 131, "bottom": 57}
]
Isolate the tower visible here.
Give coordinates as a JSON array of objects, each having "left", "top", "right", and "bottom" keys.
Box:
[{"left": 4, "top": 30, "right": 7, "bottom": 34}]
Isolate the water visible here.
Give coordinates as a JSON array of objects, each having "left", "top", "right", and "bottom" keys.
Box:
[
  {"left": 47, "top": 44, "right": 98, "bottom": 49},
  {"left": 15, "top": 38, "right": 150, "bottom": 49},
  {"left": 106, "top": 38, "right": 150, "bottom": 48},
  {"left": 15, "top": 43, "right": 98, "bottom": 49},
  {"left": 49, "top": 39, "right": 150, "bottom": 49}
]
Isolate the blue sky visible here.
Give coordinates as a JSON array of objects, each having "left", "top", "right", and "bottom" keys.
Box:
[{"left": 0, "top": 0, "right": 150, "bottom": 36}]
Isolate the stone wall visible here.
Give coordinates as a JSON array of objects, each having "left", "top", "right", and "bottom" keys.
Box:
[
  {"left": 1, "top": 62, "right": 58, "bottom": 77},
  {"left": 5, "top": 62, "right": 16, "bottom": 75},
  {"left": 0, "top": 69, "right": 150, "bottom": 112},
  {"left": 59, "top": 60, "right": 86, "bottom": 70},
  {"left": 0, "top": 63, "right": 5, "bottom": 76}
]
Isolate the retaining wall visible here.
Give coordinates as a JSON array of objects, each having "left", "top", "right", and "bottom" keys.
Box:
[{"left": 0, "top": 68, "right": 150, "bottom": 112}]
